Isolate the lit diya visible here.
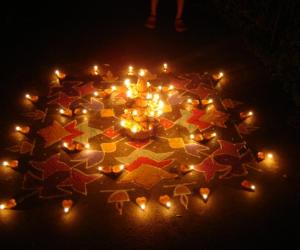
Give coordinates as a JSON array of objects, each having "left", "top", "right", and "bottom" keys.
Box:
[
  {"left": 15, "top": 125, "right": 30, "bottom": 134},
  {"left": 1, "top": 160, "right": 18, "bottom": 168},
  {"left": 25, "top": 93, "right": 39, "bottom": 102},
  {"left": 0, "top": 198, "right": 17, "bottom": 210}
]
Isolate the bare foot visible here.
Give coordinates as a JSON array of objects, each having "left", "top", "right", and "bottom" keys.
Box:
[
  {"left": 145, "top": 15, "right": 157, "bottom": 29},
  {"left": 175, "top": 19, "right": 187, "bottom": 32}
]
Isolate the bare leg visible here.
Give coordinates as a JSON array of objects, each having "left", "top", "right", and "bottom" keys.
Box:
[
  {"left": 176, "top": 0, "right": 185, "bottom": 19},
  {"left": 145, "top": 0, "right": 159, "bottom": 29},
  {"left": 175, "top": 0, "right": 187, "bottom": 32},
  {"left": 150, "top": 0, "right": 159, "bottom": 17}
]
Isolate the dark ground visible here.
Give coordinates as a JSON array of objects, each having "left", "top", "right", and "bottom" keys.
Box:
[{"left": 0, "top": 1, "right": 299, "bottom": 249}]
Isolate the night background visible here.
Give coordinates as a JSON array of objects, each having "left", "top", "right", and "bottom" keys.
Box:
[{"left": 0, "top": 0, "right": 299, "bottom": 249}]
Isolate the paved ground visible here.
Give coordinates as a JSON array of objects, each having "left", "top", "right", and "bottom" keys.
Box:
[{"left": 0, "top": 1, "right": 299, "bottom": 249}]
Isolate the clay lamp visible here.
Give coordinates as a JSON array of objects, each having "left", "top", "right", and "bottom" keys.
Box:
[
  {"left": 240, "top": 111, "right": 253, "bottom": 119},
  {"left": 128, "top": 65, "right": 134, "bottom": 75},
  {"left": 62, "top": 142, "right": 76, "bottom": 151},
  {"left": 25, "top": 93, "right": 39, "bottom": 102},
  {"left": 54, "top": 69, "right": 66, "bottom": 79},
  {"left": 1, "top": 160, "right": 18, "bottom": 168},
  {"left": 74, "top": 108, "right": 88, "bottom": 115},
  {"left": 203, "top": 131, "right": 217, "bottom": 140},
  {"left": 199, "top": 187, "right": 210, "bottom": 201},
  {"left": 15, "top": 125, "right": 30, "bottom": 134},
  {"left": 187, "top": 98, "right": 200, "bottom": 106},
  {"left": 62, "top": 199, "right": 73, "bottom": 213},
  {"left": 180, "top": 164, "right": 194, "bottom": 174},
  {"left": 201, "top": 98, "right": 213, "bottom": 106},
  {"left": 212, "top": 72, "right": 224, "bottom": 81},
  {"left": 98, "top": 166, "right": 112, "bottom": 174},
  {"left": 112, "top": 164, "right": 125, "bottom": 174},
  {"left": 163, "top": 63, "right": 168, "bottom": 72},
  {"left": 159, "top": 195, "right": 171, "bottom": 208},
  {"left": 257, "top": 152, "right": 265, "bottom": 161},
  {"left": 93, "top": 65, "right": 99, "bottom": 75},
  {"left": 59, "top": 108, "right": 72, "bottom": 117},
  {"left": 190, "top": 133, "right": 204, "bottom": 142},
  {"left": 0, "top": 199, "right": 17, "bottom": 210},
  {"left": 136, "top": 196, "right": 147, "bottom": 211},
  {"left": 241, "top": 180, "right": 256, "bottom": 191}
]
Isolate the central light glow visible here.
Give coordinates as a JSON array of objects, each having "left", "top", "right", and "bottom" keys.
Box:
[
  {"left": 132, "top": 110, "right": 138, "bottom": 116},
  {"left": 139, "top": 69, "right": 145, "bottom": 77},
  {"left": 0, "top": 204, "right": 5, "bottom": 210},
  {"left": 124, "top": 79, "right": 131, "bottom": 87},
  {"left": 126, "top": 89, "right": 133, "bottom": 98},
  {"left": 131, "top": 126, "right": 138, "bottom": 133}
]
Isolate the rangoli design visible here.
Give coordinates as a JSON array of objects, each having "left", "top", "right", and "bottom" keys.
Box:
[{"left": 0, "top": 65, "right": 263, "bottom": 215}]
